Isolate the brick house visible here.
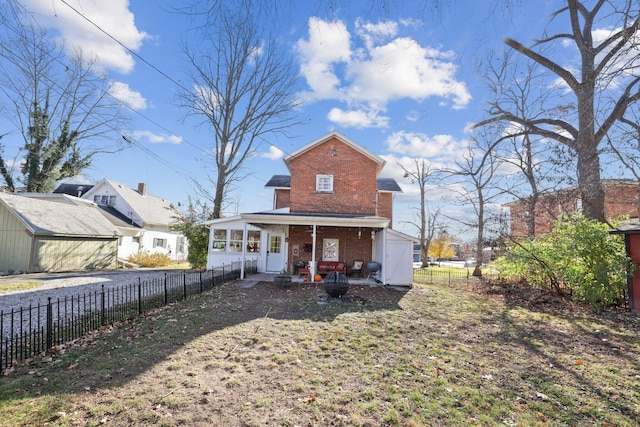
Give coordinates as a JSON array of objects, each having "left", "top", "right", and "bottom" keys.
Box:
[
  {"left": 506, "top": 179, "right": 639, "bottom": 238},
  {"left": 205, "top": 131, "right": 416, "bottom": 286}
]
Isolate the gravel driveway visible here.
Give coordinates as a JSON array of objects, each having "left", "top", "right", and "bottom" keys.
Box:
[{"left": 0, "top": 269, "right": 185, "bottom": 315}]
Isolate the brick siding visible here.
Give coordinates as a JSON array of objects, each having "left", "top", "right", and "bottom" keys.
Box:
[
  {"left": 508, "top": 181, "right": 639, "bottom": 238},
  {"left": 288, "top": 137, "right": 378, "bottom": 215}
]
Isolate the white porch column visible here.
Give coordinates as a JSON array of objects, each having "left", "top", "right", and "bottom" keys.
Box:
[
  {"left": 310, "top": 224, "right": 317, "bottom": 277},
  {"left": 240, "top": 222, "right": 248, "bottom": 279}
]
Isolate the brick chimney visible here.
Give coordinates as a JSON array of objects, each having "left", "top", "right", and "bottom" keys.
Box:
[{"left": 138, "top": 182, "right": 147, "bottom": 195}]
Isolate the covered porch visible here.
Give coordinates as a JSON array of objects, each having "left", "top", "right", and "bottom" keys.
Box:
[{"left": 206, "top": 209, "right": 389, "bottom": 281}]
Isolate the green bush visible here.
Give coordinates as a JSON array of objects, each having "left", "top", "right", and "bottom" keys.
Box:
[
  {"left": 127, "top": 251, "right": 172, "bottom": 268},
  {"left": 495, "top": 213, "right": 630, "bottom": 306}
]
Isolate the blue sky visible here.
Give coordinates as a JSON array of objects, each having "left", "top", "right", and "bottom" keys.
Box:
[{"left": 3, "top": 1, "right": 591, "bottom": 238}]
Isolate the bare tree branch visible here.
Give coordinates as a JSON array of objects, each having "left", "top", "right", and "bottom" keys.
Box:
[{"left": 177, "top": 0, "right": 304, "bottom": 218}]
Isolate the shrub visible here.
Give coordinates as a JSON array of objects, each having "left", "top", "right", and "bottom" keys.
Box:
[
  {"left": 495, "top": 213, "right": 630, "bottom": 306},
  {"left": 128, "top": 251, "right": 172, "bottom": 268}
]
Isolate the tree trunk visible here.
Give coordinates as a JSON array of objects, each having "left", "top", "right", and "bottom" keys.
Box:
[
  {"left": 213, "top": 166, "right": 225, "bottom": 219},
  {"left": 576, "top": 147, "right": 605, "bottom": 221},
  {"left": 473, "top": 192, "right": 484, "bottom": 277}
]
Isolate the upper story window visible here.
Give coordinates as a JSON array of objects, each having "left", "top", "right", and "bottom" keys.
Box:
[
  {"left": 93, "top": 195, "right": 116, "bottom": 206},
  {"left": 316, "top": 174, "right": 334, "bottom": 192}
]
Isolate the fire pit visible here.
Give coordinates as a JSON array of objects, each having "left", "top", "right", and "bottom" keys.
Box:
[{"left": 323, "top": 272, "right": 349, "bottom": 300}]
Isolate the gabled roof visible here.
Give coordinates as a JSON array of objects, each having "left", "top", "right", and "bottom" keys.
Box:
[
  {"left": 83, "top": 179, "right": 176, "bottom": 227},
  {"left": 19, "top": 193, "right": 140, "bottom": 230},
  {"left": 265, "top": 174, "right": 402, "bottom": 192},
  {"left": 0, "top": 193, "right": 118, "bottom": 237},
  {"left": 283, "top": 131, "right": 386, "bottom": 174}
]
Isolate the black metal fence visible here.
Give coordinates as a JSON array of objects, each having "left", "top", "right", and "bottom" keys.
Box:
[
  {"left": 0, "top": 260, "right": 257, "bottom": 373},
  {"left": 413, "top": 267, "right": 498, "bottom": 286}
]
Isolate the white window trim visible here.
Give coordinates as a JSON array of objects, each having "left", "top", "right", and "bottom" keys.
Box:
[{"left": 316, "top": 174, "right": 334, "bottom": 192}]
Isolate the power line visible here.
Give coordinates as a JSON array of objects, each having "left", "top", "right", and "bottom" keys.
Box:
[
  {"left": 43, "top": 1, "right": 329, "bottom": 188},
  {"left": 59, "top": 0, "right": 190, "bottom": 94},
  {"left": 0, "top": 5, "right": 204, "bottom": 183}
]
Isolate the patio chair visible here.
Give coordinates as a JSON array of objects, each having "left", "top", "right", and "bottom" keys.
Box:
[{"left": 349, "top": 259, "right": 364, "bottom": 278}]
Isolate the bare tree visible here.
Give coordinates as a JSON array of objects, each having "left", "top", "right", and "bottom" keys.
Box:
[
  {"left": 481, "top": 50, "right": 573, "bottom": 238},
  {"left": 475, "top": 0, "right": 640, "bottom": 222},
  {"left": 446, "top": 133, "right": 505, "bottom": 276},
  {"left": 0, "top": 4, "right": 127, "bottom": 192},
  {"left": 399, "top": 159, "right": 440, "bottom": 267},
  {"left": 177, "top": 0, "right": 302, "bottom": 219}
]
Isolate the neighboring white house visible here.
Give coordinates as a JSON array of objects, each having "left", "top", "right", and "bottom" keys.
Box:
[{"left": 58, "top": 179, "right": 188, "bottom": 261}]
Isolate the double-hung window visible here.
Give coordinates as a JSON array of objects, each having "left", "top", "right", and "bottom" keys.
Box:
[
  {"left": 153, "top": 238, "right": 167, "bottom": 248},
  {"left": 316, "top": 174, "right": 334, "bottom": 192}
]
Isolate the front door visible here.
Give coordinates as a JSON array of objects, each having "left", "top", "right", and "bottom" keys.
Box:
[{"left": 266, "top": 233, "right": 285, "bottom": 272}]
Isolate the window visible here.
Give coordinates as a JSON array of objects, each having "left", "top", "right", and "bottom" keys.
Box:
[
  {"left": 247, "top": 230, "right": 261, "bottom": 252},
  {"left": 132, "top": 236, "right": 140, "bottom": 244},
  {"left": 316, "top": 174, "right": 334, "bottom": 192},
  {"left": 229, "top": 229, "right": 243, "bottom": 252},
  {"left": 153, "top": 238, "right": 167, "bottom": 248},
  {"left": 93, "top": 195, "right": 116, "bottom": 206},
  {"left": 176, "top": 236, "right": 185, "bottom": 253},
  {"left": 212, "top": 229, "right": 226, "bottom": 251}
]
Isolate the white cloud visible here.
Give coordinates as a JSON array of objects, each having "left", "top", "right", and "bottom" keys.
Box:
[
  {"left": 327, "top": 107, "right": 389, "bottom": 128},
  {"left": 19, "top": 0, "right": 148, "bottom": 74},
  {"left": 406, "top": 110, "right": 420, "bottom": 122},
  {"left": 385, "top": 131, "right": 465, "bottom": 161},
  {"left": 295, "top": 18, "right": 351, "bottom": 101},
  {"left": 132, "top": 130, "right": 182, "bottom": 144},
  {"left": 262, "top": 145, "right": 284, "bottom": 160},
  {"left": 108, "top": 81, "right": 147, "bottom": 110},
  {"left": 355, "top": 18, "right": 398, "bottom": 49},
  {"left": 296, "top": 16, "right": 471, "bottom": 128}
]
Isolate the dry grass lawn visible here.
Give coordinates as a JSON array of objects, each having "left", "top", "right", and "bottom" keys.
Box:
[{"left": 0, "top": 278, "right": 639, "bottom": 426}]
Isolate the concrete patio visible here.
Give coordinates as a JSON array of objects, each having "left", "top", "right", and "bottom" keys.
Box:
[{"left": 238, "top": 272, "right": 384, "bottom": 288}]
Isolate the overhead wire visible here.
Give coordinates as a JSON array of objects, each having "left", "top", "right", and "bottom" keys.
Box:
[
  {"left": 0, "top": 4, "right": 201, "bottom": 183},
  {"left": 6, "top": 0, "right": 335, "bottom": 194},
  {"left": 55, "top": 0, "right": 329, "bottom": 178}
]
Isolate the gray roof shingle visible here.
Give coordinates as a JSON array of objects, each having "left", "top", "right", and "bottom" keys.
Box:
[{"left": 0, "top": 193, "right": 118, "bottom": 237}]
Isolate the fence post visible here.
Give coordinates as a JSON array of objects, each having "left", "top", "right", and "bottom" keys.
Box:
[
  {"left": 200, "top": 271, "right": 203, "bottom": 293},
  {"left": 138, "top": 278, "right": 142, "bottom": 315},
  {"left": 46, "top": 297, "right": 53, "bottom": 350},
  {"left": 183, "top": 271, "right": 187, "bottom": 300},
  {"left": 448, "top": 271, "right": 451, "bottom": 287},
  {"left": 101, "top": 285, "right": 106, "bottom": 326},
  {"left": 164, "top": 273, "right": 168, "bottom": 305}
]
